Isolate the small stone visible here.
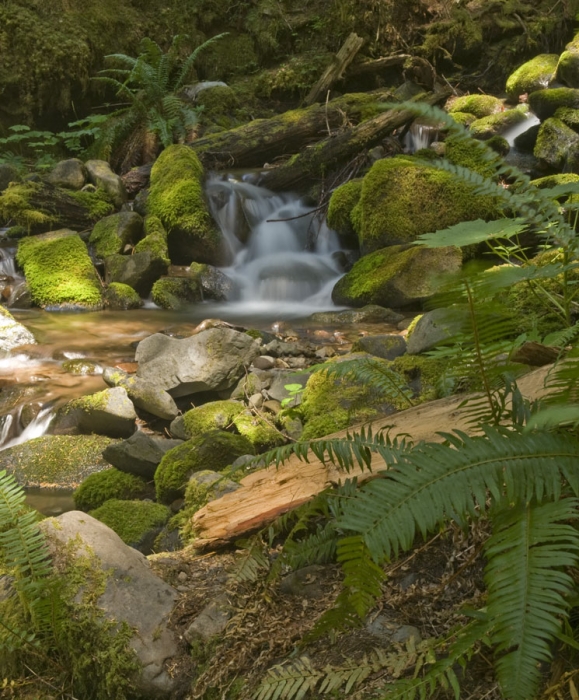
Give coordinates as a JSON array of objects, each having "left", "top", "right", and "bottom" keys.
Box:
[
  {"left": 184, "top": 596, "right": 231, "bottom": 644},
  {"left": 248, "top": 393, "right": 263, "bottom": 409},
  {"left": 274, "top": 359, "right": 290, "bottom": 369},
  {"left": 262, "top": 399, "right": 281, "bottom": 414},
  {"left": 177, "top": 571, "right": 188, "bottom": 583},
  {"left": 391, "top": 625, "right": 422, "bottom": 645},
  {"left": 253, "top": 355, "right": 275, "bottom": 370}
]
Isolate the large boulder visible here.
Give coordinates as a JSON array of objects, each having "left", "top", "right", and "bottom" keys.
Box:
[
  {"left": 16, "top": 230, "right": 103, "bottom": 310},
  {"left": 332, "top": 245, "right": 463, "bottom": 309},
  {"left": 40, "top": 511, "right": 180, "bottom": 697},
  {"left": 47, "top": 158, "right": 87, "bottom": 190},
  {"left": 85, "top": 159, "right": 127, "bottom": 208},
  {"left": 102, "top": 431, "right": 184, "bottom": 479},
  {"left": 147, "top": 145, "right": 226, "bottom": 266},
  {"left": 189, "top": 262, "right": 234, "bottom": 301},
  {"left": 89, "top": 211, "right": 144, "bottom": 258},
  {"left": 136, "top": 327, "right": 261, "bottom": 397},
  {"left": 505, "top": 54, "right": 558, "bottom": 100},
  {"left": 534, "top": 117, "right": 579, "bottom": 170},
  {"left": 0, "top": 434, "right": 115, "bottom": 488},
  {"left": 468, "top": 107, "right": 528, "bottom": 140},
  {"left": 0, "top": 305, "right": 36, "bottom": 352},
  {"left": 104, "top": 250, "right": 168, "bottom": 297},
  {"left": 529, "top": 88, "right": 579, "bottom": 121},
  {"left": 151, "top": 276, "right": 202, "bottom": 310},
  {"left": 353, "top": 157, "right": 497, "bottom": 254},
  {"left": 448, "top": 94, "right": 503, "bottom": 118},
  {"left": 102, "top": 367, "right": 179, "bottom": 420},
  {"left": 51, "top": 387, "right": 137, "bottom": 438}
]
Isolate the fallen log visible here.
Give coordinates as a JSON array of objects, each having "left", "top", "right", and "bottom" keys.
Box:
[
  {"left": 259, "top": 88, "right": 451, "bottom": 191},
  {"left": 192, "top": 364, "right": 553, "bottom": 550},
  {"left": 347, "top": 54, "right": 411, "bottom": 77},
  {"left": 303, "top": 32, "right": 365, "bottom": 106},
  {"left": 191, "top": 89, "right": 393, "bottom": 169}
]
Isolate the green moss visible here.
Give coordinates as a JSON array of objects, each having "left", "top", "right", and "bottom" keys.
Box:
[
  {"left": 104, "top": 282, "right": 142, "bottom": 310},
  {"left": 405, "top": 314, "right": 423, "bottom": 339},
  {"left": 16, "top": 231, "right": 103, "bottom": 309},
  {"left": 74, "top": 468, "right": 149, "bottom": 512},
  {"left": 254, "top": 51, "right": 333, "bottom": 98},
  {"left": 529, "top": 88, "right": 579, "bottom": 121},
  {"left": 197, "top": 33, "right": 257, "bottom": 80},
  {"left": 233, "top": 410, "right": 285, "bottom": 450},
  {"left": 356, "top": 156, "right": 498, "bottom": 252},
  {"left": 534, "top": 117, "right": 579, "bottom": 169},
  {"left": 505, "top": 54, "right": 559, "bottom": 99},
  {"left": 448, "top": 94, "right": 503, "bottom": 118},
  {"left": 182, "top": 400, "right": 244, "bottom": 436},
  {"left": 444, "top": 136, "right": 498, "bottom": 177},
  {"left": 531, "top": 173, "right": 579, "bottom": 189},
  {"left": 89, "top": 499, "right": 170, "bottom": 546},
  {"left": 468, "top": 108, "right": 527, "bottom": 140},
  {"left": 0, "top": 434, "right": 115, "bottom": 489},
  {"left": 486, "top": 135, "right": 510, "bottom": 157},
  {"left": 449, "top": 111, "right": 477, "bottom": 127},
  {"left": 89, "top": 213, "right": 137, "bottom": 258},
  {"left": 389, "top": 354, "right": 447, "bottom": 403},
  {"left": 155, "top": 430, "right": 253, "bottom": 504},
  {"left": 299, "top": 358, "right": 408, "bottom": 440},
  {"left": 554, "top": 106, "right": 579, "bottom": 131},
  {"left": 151, "top": 277, "right": 202, "bottom": 309},
  {"left": 62, "top": 358, "right": 101, "bottom": 375},
  {"left": 133, "top": 215, "right": 169, "bottom": 263},
  {"left": 0, "top": 182, "right": 55, "bottom": 230},
  {"left": 68, "top": 189, "right": 114, "bottom": 220},
  {"left": 327, "top": 179, "right": 363, "bottom": 236},
  {"left": 147, "top": 144, "right": 221, "bottom": 264}
]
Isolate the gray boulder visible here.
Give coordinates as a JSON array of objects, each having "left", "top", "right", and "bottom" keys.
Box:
[
  {"left": 407, "top": 308, "right": 464, "bottom": 355},
  {"left": 103, "top": 431, "right": 183, "bottom": 479},
  {"left": 52, "top": 387, "right": 137, "bottom": 438},
  {"left": 47, "top": 158, "right": 87, "bottom": 190},
  {"left": 85, "top": 159, "right": 127, "bottom": 208},
  {"left": 352, "top": 334, "right": 407, "bottom": 360},
  {"left": 184, "top": 594, "right": 231, "bottom": 644},
  {"left": 102, "top": 367, "right": 179, "bottom": 420},
  {"left": 0, "top": 305, "right": 36, "bottom": 352},
  {"left": 41, "top": 511, "right": 180, "bottom": 697},
  {"left": 189, "top": 262, "right": 234, "bottom": 301},
  {"left": 534, "top": 117, "right": 579, "bottom": 170},
  {"left": 136, "top": 328, "right": 261, "bottom": 397},
  {"left": 308, "top": 305, "right": 405, "bottom": 325},
  {"left": 105, "top": 250, "right": 168, "bottom": 297}
]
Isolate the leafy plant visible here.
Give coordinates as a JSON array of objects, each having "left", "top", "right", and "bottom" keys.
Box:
[
  {"left": 90, "top": 32, "right": 227, "bottom": 171},
  {"left": 281, "top": 383, "right": 304, "bottom": 408}
]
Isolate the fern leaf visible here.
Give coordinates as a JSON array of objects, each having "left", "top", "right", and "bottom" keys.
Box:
[
  {"left": 415, "top": 218, "right": 528, "bottom": 248},
  {"left": 486, "top": 498, "right": 579, "bottom": 700}
]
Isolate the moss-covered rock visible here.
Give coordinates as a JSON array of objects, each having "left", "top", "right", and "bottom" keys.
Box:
[
  {"left": 326, "top": 179, "right": 363, "bottom": 240},
  {"left": 468, "top": 108, "right": 528, "bottom": 140},
  {"left": 533, "top": 117, "right": 579, "bottom": 170},
  {"left": 104, "top": 282, "right": 143, "bottom": 310},
  {"left": 505, "top": 54, "right": 558, "bottom": 100},
  {"left": 104, "top": 249, "right": 168, "bottom": 297},
  {"left": 151, "top": 276, "right": 202, "bottom": 310},
  {"left": 52, "top": 387, "right": 137, "bottom": 438},
  {"left": 299, "top": 356, "right": 407, "bottom": 440},
  {"left": 147, "top": 145, "right": 224, "bottom": 266},
  {"left": 16, "top": 230, "right": 103, "bottom": 310},
  {"left": 89, "top": 499, "right": 170, "bottom": 553},
  {"left": 448, "top": 94, "right": 503, "bottom": 118},
  {"left": 353, "top": 156, "right": 498, "bottom": 253},
  {"left": 529, "top": 88, "right": 579, "bottom": 121},
  {"left": 556, "top": 49, "right": 579, "bottom": 89},
  {"left": 332, "top": 245, "right": 463, "bottom": 309},
  {"left": 89, "top": 211, "right": 143, "bottom": 258},
  {"left": 531, "top": 173, "right": 579, "bottom": 189},
  {"left": 390, "top": 354, "right": 448, "bottom": 402},
  {"left": 133, "top": 214, "right": 170, "bottom": 264},
  {"left": 0, "top": 434, "right": 116, "bottom": 489},
  {"left": 449, "top": 111, "right": 477, "bottom": 126},
  {"left": 74, "top": 468, "right": 150, "bottom": 512},
  {"left": 233, "top": 409, "right": 285, "bottom": 450},
  {"left": 62, "top": 358, "right": 102, "bottom": 375},
  {"left": 486, "top": 135, "right": 511, "bottom": 157},
  {"left": 553, "top": 106, "right": 579, "bottom": 132},
  {"left": 444, "top": 135, "right": 498, "bottom": 177},
  {"left": 155, "top": 430, "right": 253, "bottom": 504}
]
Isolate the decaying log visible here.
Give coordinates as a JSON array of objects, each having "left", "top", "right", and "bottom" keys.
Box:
[
  {"left": 191, "top": 89, "right": 393, "bottom": 169},
  {"left": 303, "top": 32, "right": 365, "bottom": 106},
  {"left": 259, "top": 88, "right": 451, "bottom": 191},
  {"left": 192, "top": 364, "right": 554, "bottom": 550},
  {"left": 347, "top": 54, "right": 411, "bottom": 77},
  {"left": 510, "top": 341, "right": 559, "bottom": 366}
]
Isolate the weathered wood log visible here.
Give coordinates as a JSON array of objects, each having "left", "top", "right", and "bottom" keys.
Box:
[
  {"left": 510, "top": 341, "right": 560, "bottom": 366},
  {"left": 191, "top": 90, "right": 393, "bottom": 169},
  {"left": 259, "top": 89, "right": 451, "bottom": 191},
  {"left": 192, "top": 364, "right": 553, "bottom": 550},
  {"left": 347, "top": 54, "right": 411, "bottom": 77},
  {"left": 303, "top": 32, "right": 365, "bottom": 106}
]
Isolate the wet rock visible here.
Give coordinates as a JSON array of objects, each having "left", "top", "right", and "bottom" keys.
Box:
[
  {"left": 103, "top": 282, "right": 143, "bottom": 310},
  {"left": 189, "top": 262, "right": 235, "bottom": 301},
  {"left": 41, "top": 511, "right": 179, "bottom": 697},
  {"left": 150, "top": 276, "right": 202, "bottom": 310},
  {"left": 103, "top": 431, "right": 184, "bottom": 479},
  {"left": 103, "top": 367, "right": 179, "bottom": 420},
  {"left": 62, "top": 358, "right": 103, "bottom": 375},
  {"left": 85, "top": 159, "right": 127, "bottom": 208},
  {"left": 184, "top": 595, "right": 231, "bottom": 644},
  {"left": 407, "top": 308, "right": 465, "bottom": 355},
  {"left": 52, "top": 387, "right": 137, "bottom": 438},
  {"left": 469, "top": 108, "right": 528, "bottom": 140},
  {"left": 308, "top": 305, "right": 404, "bottom": 325},
  {"left": 47, "top": 158, "right": 87, "bottom": 190},
  {"left": 534, "top": 117, "right": 579, "bottom": 171},
  {"left": 351, "top": 334, "right": 407, "bottom": 360},
  {"left": 105, "top": 250, "right": 168, "bottom": 297},
  {"left": 136, "top": 328, "right": 261, "bottom": 398},
  {"left": 0, "top": 305, "right": 36, "bottom": 352}
]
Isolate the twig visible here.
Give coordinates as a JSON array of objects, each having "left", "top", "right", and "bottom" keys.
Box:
[{"left": 23, "top": 664, "right": 80, "bottom": 700}]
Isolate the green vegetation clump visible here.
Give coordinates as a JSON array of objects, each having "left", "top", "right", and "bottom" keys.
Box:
[
  {"left": 89, "top": 212, "right": 142, "bottom": 258},
  {"left": 147, "top": 144, "right": 221, "bottom": 264},
  {"left": 390, "top": 354, "right": 447, "bottom": 402},
  {"left": 327, "top": 179, "right": 363, "bottom": 237},
  {"left": 444, "top": 135, "right": 498, "bottom": 177},
  {"left": 89, "top": 499, "right": 170, "bottom": 547},
  {"left": 234, "top": 409, "right": 285, "bottom": 450},
  {"left": 155, "top": 430, "right": 253, "bottom": 503},
  {"left": 505, "top": 53, "right": 559, "bottom": 99},
  {"left": 151, "top": 276, "right": 202, "bottom": 309},
  {"left": 448, "top": 111, "right": 477, "bottom": 126},
  {"left": 354, "top": 156, "right": 498, "bottom": 252},
  {"left": 68, "top": 189, "right": 114, "bottom": 220},
  {"left": 448, "top": 94, "right": 503, "bottom": 118},
  {"left": 553, "top": 106, "right": 579, "bottom": 130},
  {"left": 73, "top": 468, "right": 149, "bottom": 512},
  {"left": 16, "top": 232, "right": 103, "bottom": 309},
  {"left": 528, "top": 87, "right": 579, "bottom": 120},
  {"left": 531, "top": 173, "right": 579, "bottom": 189},
  {"left": 0, "top": 182, "right": 55, "bottom": 230},
  {"left": 181, "top": 400, "right": 244, "bottom": 436}
]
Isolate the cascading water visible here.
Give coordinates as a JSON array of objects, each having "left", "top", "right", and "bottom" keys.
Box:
[
  {"left": 0, "top": 405, "right": 55, "bottom": 451},
  {"left": 404, "top": 122, "right": 439, "bottom": 153},
  {"left": 206, "top": 175, "right": 346, "bottom": 318}
]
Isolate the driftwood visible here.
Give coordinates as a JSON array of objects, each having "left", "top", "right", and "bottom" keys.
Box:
[
  {"left": 191, "top": 89, "right": 393, "bottom": 169},
  {"left": 303, "top": 32, "right": 365, "bottom": 106},
  {"left": 192, "top": 365, "right": 553, "bottom": 551},
  {"left": 259, "top": 88, "right": 451, "bottom": 191}
]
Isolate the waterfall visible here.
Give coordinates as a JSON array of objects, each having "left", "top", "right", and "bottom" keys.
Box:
[
  {"left": 404, "top": 122, "right": 439, "bottom": 153},
  {"left": 0, "top": 406, "right": 54, "bottom": 451},
  {"left": 206, "top": 175, "right": 345, "bottom": 317}
]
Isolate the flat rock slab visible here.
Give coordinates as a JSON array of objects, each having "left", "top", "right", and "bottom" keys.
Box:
[{"left": 192, "top": 365, "right": 553, "bottom": 550}]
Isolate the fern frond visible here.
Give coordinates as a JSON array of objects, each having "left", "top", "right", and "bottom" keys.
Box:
[
  {"left": 415, "top": 218, "right": 528, "bottom": 249},
  {"left": 229, "top": 538, "right": 270, "bottom": 583},
  {"left": 174, "top": 32, "right": 229, "bottom": 91},
  {"left": 486, "top": 498, "right": 579, "bottom": 700},
  {"left": 336, "top": 534, "right": 385, "bottom": 618}
]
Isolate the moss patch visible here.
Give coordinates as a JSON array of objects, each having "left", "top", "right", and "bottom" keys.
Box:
[
  {"left": 444, "top": 135, "right": 498, "bottom": 177},
  {"left": 89, "top": 211, "right": 143, "bottom": 258},
  {"left": 155, "top": 430, "right": 253, "bottom": 504},
  {"left": 505, "top": 54, "right": 559, "bottom": 100},
  {"left": 151, "top": 276, "right": 202, "bottom": 309},
  {"left": 104, "top": 282, "right": 142, "bottom": 310},
  {"left": 68, "top": 188, "right": 115, "bottom": 220},
  {"left": 448, "top": 94, "right": 503, "bottom": 118},
  {"left": 327, "top": 179, "right": 363, "bottom": 237},
  {"left": 133, "top": 214, "right": 170, "bottom": 263},
  {"left": 390, "top": 354, "right": 447, "bottom": 403},
  {"left": 16, "top": 231, "right": 103, "bottom": 309},
  {"left": 181, "top": 400, "right": 244, "bottom": 436},
  {"left": 0, "top": 434, "right": 115, "bottom": 489},
  {"left": 89, "top": 499, "right": 170, "bottom": 548},
  {"left": 74, "top": 468, "right": 150, "bottom": 512},
  {"left": 468, "top": 108, "right": 527, "bottom": 140},
  {"left": 529, "top": 87, "right": 579, "bottom": 121}
]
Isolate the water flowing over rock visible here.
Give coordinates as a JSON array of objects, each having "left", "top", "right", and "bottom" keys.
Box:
[
  {"left": 136, "top": 327, "right": 261, "bottom": 397},
  {"left": 0, "top": 305, "right": 35, "bottom": 352}
]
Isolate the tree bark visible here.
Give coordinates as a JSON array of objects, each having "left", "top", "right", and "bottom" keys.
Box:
[
  {"left": 303, "top": 32, "right": 365, "bottom": 106},
  {"left": 191, "top": 90, "right": 393, "bottom": 169},
  {"left": 259, "top": 89, "right": 452, "bottom": 191}
]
